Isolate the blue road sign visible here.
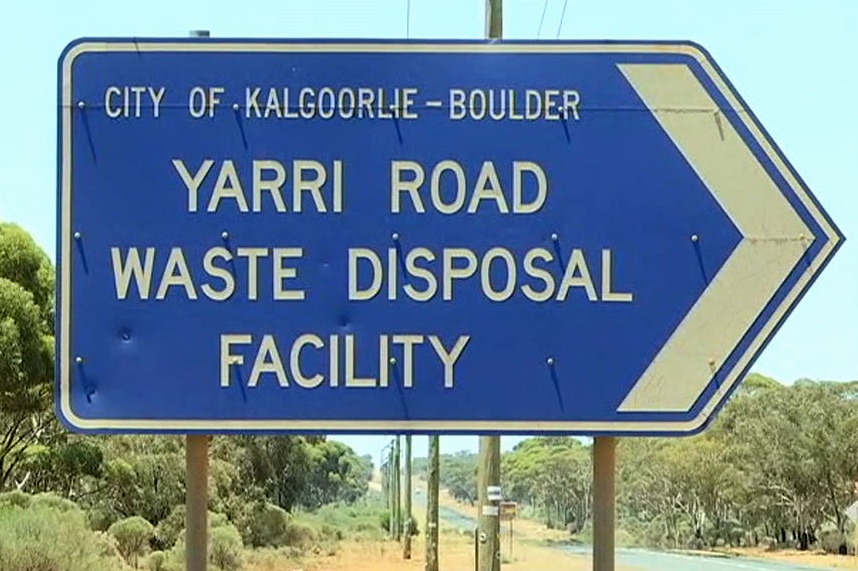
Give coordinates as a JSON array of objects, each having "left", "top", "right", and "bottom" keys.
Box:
[{"left": 56, "top": 38, "right": 843, "bottom": 435}]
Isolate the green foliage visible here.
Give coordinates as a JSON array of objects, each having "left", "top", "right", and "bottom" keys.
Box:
[
  {"left": 155, "top": 505, "right": 186, "bottom": 550},
  {"left": 0, "top": 496, "right": 120, "bottom": 571},
  {"left": 292, "top": 498, "right": 388, "bottom": 544},
  {"left": 238, "top": 501, "right": 291, "bottom": 548},
  {"left": 284, "top": 519, "right": 321, "bottom": 549},
  {"left": 209, "top": 524, "right": 244, "bottom": 571},
  {"left": 0, "top": 489, "right": 31, "bottom": 508},
  {"left": 819, "top": 526, "right": 847, "bottom": 554},
  {"left": 0, "top": 222, "right": 54, "bottom": 416},
  {"left": 0, "top": 222, "right": 54, "bottom": 325},
  {"left": 109, "top": 515, "right": 156, "bottom": 568},
  {"left": 503, "top": 437, "right": 590, "bottom": 530},
  {"left": 22, "top": 438, "right": 104, "bottom": 493},
  {"left": 145, "top": 551, "right": 167, "bottom": 571},
  {"left": 437, "top": 451, "right": 478, "bottom": 504},
  {"left": 30, "top": 491, "right": 82, "bottom": 512},
  {"left": 301, "top": 440, "right": 372, "bottom": 509},
  {"left": 379, "top": 509, "right": 420, "bottom": 536},
  {"left": 612, "top": 377, "right": 858, "bottom": 551},
  {"left": 410, "top": 450, "right": 476, "bottom": 503},
  {"left": 0, "top": 222, "right": 58, "bottom": 494},
  {"left": 165, "top": 510, "right": 244, "bottom": 571},
  {"left": 0, "top": 272, "right": 52, "bottom": 414},
  {"left": 90, "top": 435, "right": 186, "bottom": 525}
]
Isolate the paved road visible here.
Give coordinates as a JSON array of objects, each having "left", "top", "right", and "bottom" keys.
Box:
[
  {"left": 428, "top": 496, "right": 841, "bottom": 571},
  {"left": 561, "top": 545, "right": 843, "bottom": 571}
]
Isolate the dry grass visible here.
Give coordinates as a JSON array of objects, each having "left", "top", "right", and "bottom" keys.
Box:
[
  {"left": 435, "top": 487, "right": 570, "bottom": 545},
  {"left": 244, "top": 480, "right": 647, "bottom": 571},
  {"left": 713, "top": 546, "right": 858, "bottom": 570},
  {"left": 244, "top": 531, "right": 649, "bottom": 571}
]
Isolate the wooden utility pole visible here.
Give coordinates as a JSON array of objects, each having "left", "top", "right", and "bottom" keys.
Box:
[
  {"left": 425, "top": 435, "right": 440, "bottom": 571},
  {"left": 486, "top": 0, "right": 502, "bottom": 38},
  {"left": 185, "top": 434, "right": 208, "bottom": 571},
  {"left": 393, "top": 436, "right": 402, "bottom": 541},
  {"left": 403, "top": 434, "right": 413, "bottom": 559},
  {"left": 593, "top": 437, "right": 616, "bottom": 571},
  {"left": 477, "top": 436, "right": 502, "bottom": 571},
  {"left": 477, "top": 3, "right": 503, "bottom": 571},
  {"left": 383, "top": 442, "right": 393, "bottom": 538}
]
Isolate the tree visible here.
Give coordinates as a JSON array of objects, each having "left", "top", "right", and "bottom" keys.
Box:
[
  {"left": 300, "top": 440, "right": 371, "bottom": 508},
  {"left": 440, "top": 451, "right": 478, "bottom": 505},
  {"left": 108, "top": 515, "right": 156, "bottom": 568},
  {"left": 229, "top": 435, "right": 318, "bottom": 511},
  {"left": 503, "top": 437, "right": 591, "bottom": 530},
  {"left": 0, "top": 222, "right": 56, "bottom": 490}
]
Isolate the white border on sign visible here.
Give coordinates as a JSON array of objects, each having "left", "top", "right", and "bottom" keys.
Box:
[{"left": 59, "top": 41, "right": 842, "bottom": 433}]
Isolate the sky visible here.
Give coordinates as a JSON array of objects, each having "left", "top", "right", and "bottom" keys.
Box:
[{"left": 2, "top": 0, "right": 856, "bottom": 460}]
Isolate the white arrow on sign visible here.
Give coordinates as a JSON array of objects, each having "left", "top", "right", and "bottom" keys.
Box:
[{"left": 616, "top": 61, "right": 842, "bottom": 417}]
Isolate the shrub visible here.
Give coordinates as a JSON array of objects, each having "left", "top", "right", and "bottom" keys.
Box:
[
  {"left": 146, "top": 551, "right": 167, "bottom": 571},
  {"left": 615, "top": 528, "right": 637, "bottom": 548},
  {"left": 92, "top": 530, "right": 127, "bottom": 568},
  {"left": 87, "top": 505, "right": 120, "bottom": 531},
  {"left": 284, "top": 519, "right": 320, "bottom": 549},
  {"left": 0, "top": 490, "right": 31, "bottom": 509},
  {"left": 210, "top": 523, "right": 244, "bottom": 570},
  {"left": 379, "top": 510, "right": 419, "bottom": 536},
  {"left": 30, "top": 492, "right": 81, "bottom": 513},
  {"left": 167, "top": 521, "right": 244, "bottom": 571},
  {"left": 109, "top": 515, "right": 156, "bottom": 567},
  {"left": 0, "top": 501, "right": 118, "bottom": 571},
  {"left": 240, "top": 502, "right": 290, "bottom": 548},
  {"left": 820, "top": 527, "right": 847, "bottom": 554},
  {"left": 155, "top": 505, "right": 186, "bottom": 550}
]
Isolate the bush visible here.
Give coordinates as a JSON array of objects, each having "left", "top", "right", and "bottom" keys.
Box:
[
  {"left": 240, "top": 502, "right": 290, "bottom": 548},
  {"left": 146, "top": 551, "right": 167, "bottom": 571},
  {"left": 379, "top": 510, "right": 419, "bottom": 536},
  {"left": 166, "top": 521, "right": 244, "bottom": 571},
  {"left": 210, "top": 524, "right": 244, "bottom": 570},
  {"left": 0, "top": 501, "right": 119, "bottom": 571},
  {"left": 0, "top": 490, "right": 31, "bottom": 509},
  {"left": 30, "top": 492, "right": 81, "bottom": 513},
  {"left": 109, "top": 515, "right": 156, "bottom": 568},
  {"left": 92, "top": 530, "right": 127, "bottom": 567},
  {"left": 155, "top": 505, "right": 185, "bottom": 550},
  {"left": 284, "top": 520, "right": 320, "bottom": 549},
  {"left": 87, "top": 505, "right": 120, "bottom": 531},
  {"left": 615, "top": 528, "right": 638, "bottom": 548},
  {"left": 819, "top": 527, "right": 847, "bottom": 554},
  {"left": 157, "top": 506, "right": 231, "bottom": 550}
]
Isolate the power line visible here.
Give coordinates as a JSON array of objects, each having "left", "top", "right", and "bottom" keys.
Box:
[
  {"left": 406, "top": 0, "right": 412, "bottom": 38},
  {"left": 556, "top": 0, "right": 569, "bottom": 38},
  {"left": 537, "top": 0, "right": 550, "bottom": 37}
]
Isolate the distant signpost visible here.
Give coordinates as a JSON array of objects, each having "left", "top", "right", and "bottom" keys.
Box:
[
  {"left": 499, "top": 502, "right": 517, "bottom": 521},
  {"left": 56, "top": 38, "right": 843, "bottom": 435}
]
